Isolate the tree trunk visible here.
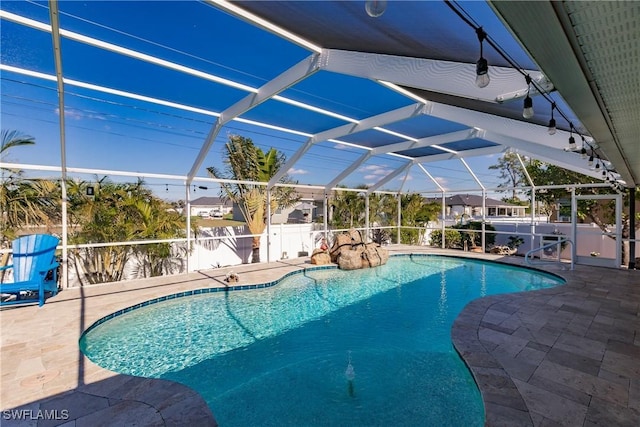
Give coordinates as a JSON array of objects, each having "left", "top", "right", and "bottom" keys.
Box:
[{"left": 251, "top": 236, "right": 260, "bottom": 263}]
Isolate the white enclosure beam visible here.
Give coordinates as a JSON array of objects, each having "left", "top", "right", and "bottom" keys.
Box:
[
  {"left": 379, "top": 81, "right": 592, "bottom": 155},
  {"left": 459, "top": 158, "right": 486, "bottom": 191},
  {"left": 370, "top": 128, "right": 480, "bottom": 156},
  {"left": 269, "top": 103, "right": 426, "bottom": 187},
  {"left": 484, "top": 131, "right": 603, "bottom": 180},
  {"left": 417, "top": 164, "right": 445, "bottom": 192},
  {"left": 187, "top": 53, "right": 322, "bottom": 182},
  {"left": 0, "top": 12, "right": 350, "bottom": 124},
  {"left": 48, "top": 0, "right": 69, "bottom": 289},
  {"left": 424, "top": 102, "right": 582, "bottom": 151},
  {"left": 206, "top": 0, "right": 322, "bottom": 53},
  {"left": 325, "top": 151, "right": 373, "bottom": 191},
  {"left": 414, "top": 145, "right": 507, "bottom": 163},
  {"left": 322, "top": 49, "right": 548, "bottom": 104},
  {"left": 368, "top": 161, "right": 414, "bottom": 193},
  {"left": 316, "top": 103, "right": 426, "bottom": 145}
]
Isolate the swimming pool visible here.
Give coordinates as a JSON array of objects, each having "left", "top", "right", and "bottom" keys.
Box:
[{"left": 80, "top": 255, "right": 563, "bottom": 426}]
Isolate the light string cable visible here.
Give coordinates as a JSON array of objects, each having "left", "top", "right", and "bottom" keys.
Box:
[{"left": 443, "top": 0, "right": 618, "bottom": 184}]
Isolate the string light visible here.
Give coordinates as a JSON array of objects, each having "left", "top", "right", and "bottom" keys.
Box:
[
  {"left": 547, "top": 102, "right": 557, "bottom": 135},
  {"left": 580, "top": 147, "right": 587, "bottom": 159},
  {"left": 442, "top": 1, "right": 618, "bottom": 178},
  {"left": 568, "top": 125, "right": 576, "bottom": 149},
  {"left": 475, "top": 27, "right": 490, "bottom": 88},
  {"left": 522, "top": 76, "right": 534, "bottom": 119}
]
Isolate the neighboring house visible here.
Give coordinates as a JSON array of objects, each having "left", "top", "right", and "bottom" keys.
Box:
[
  {"left": 189, "top": 196, "right": 233, "bottom": 217},
  {"left": 271, "top": 187, "right": 326, "bottom": 224},
  {"left": 426, "top": 194, "right": 527, "bottom": 220}
]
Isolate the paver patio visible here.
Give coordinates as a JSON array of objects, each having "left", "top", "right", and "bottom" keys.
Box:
[{"left": 1, "top": 248, "right": 638, "bottom": 426}]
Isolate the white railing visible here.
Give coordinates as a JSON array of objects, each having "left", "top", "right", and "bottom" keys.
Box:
[{"left": 525, "top": 238, "right": 574, "bottom": 270}]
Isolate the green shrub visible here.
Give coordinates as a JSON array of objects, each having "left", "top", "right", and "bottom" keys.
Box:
[
  {"left": 400, "top": 228, "right": 421, "bottom": 245},
  {"left": 457, "top": 221, "right": 496, "bottom": 247},
  {"left": 429, "top": 229, "right": 462, "bottom": 248}
]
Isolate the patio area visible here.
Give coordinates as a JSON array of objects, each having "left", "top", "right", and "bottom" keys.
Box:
[{"left": 1, "top": 248, "right": 638, "bottom": 426}]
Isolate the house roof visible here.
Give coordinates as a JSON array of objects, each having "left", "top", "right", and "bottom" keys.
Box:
[
  {"left": 426, "top": 194, "right": 521, "bottom": 207},
  {"left": 190, "top": 197, "right": 231, "bottom": 207}
]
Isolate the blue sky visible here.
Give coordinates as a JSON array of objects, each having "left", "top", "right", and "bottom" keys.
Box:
[{"left": 1, "top": 1, "right": 548, "bottom": 201}]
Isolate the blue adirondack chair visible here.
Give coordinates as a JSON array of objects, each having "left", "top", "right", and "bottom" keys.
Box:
[{"left": 0, "top": 234, "right": 60, "bottom": 307}]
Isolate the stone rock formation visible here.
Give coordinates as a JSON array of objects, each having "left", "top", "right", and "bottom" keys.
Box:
[
  {"left": 328, "top": 229, "right": 389, "bottom": 270},
  {"left": 310, "top": 248, "right": 332, "bottom": 265}
]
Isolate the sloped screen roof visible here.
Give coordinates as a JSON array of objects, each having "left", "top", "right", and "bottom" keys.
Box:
[{"left": 1, "top": 0, "right": 631, "bottom": 198}]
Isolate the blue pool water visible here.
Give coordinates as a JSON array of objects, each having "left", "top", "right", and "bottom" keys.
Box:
[{"left": 80, "top": 255, "right": 563, "bottom": 426}]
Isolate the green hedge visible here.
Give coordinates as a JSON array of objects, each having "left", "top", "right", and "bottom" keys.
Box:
[
  {"left": 429, "top": 229, "right": 462, "bottom": 248},
  {"left": 430, "top": 221, "right": 496, "bottom": 248}
]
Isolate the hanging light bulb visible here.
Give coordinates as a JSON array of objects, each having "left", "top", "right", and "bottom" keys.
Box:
[
  {"left": 475, "top": 28, "right": 490, "bottom": 88},
  {"left": 522, "top": 95, "right": 534, "bottom": 119},
  {"left": 568, "top": 125, "right": 576, "bottom": 149},
  {"left": 580, "top": 147, "right": 587, "bottom": 159},
  {"left": 595, "top": 161, "right": 600, "bottom": 170},
  {"left": 547, "top": 102, "right": 556, "bottom": 135},
  {"left": 365, "top": 0, "right": 387, "bottom": 17},
  {"left": 588, "top": 154, "right": 594, "bottom": 167},
  {"left": 522, "top": 75, "right": 534, "bottom": 119}
]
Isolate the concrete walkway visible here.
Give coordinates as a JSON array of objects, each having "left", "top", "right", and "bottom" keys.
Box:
[{"left": 1, "top": 249, "right": 638, "bottom": 426}]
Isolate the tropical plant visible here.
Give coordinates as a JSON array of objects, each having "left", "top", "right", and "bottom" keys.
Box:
[
  {"left": 457, "top": 221, "right": 496, "bottom": 248},
  {"left": 430, "top": 221, "right": 496, "bottom": 250},
  {"left": 398, "top": 194, "right": 440, "bottom": 244},
  {"left": 0, "top": 129, "right": 41, "bottom": 244},
  {"left": 330, "top": 186, "right": 368, "bottom": 229},
  {"left": 507, "top": 235, "right": 524, "bottom": 249},
  {"left": 429, "top": 229, "right": 462, "bottom": 249},
  {"left": 68, "top": 177, "right": 187, "bottom": 284},
  {"left": 206, "top": 135, "right": 298, "bottom": 263},
  {"left": 1, "top": 129, "right": 35, "bottom": 158}
]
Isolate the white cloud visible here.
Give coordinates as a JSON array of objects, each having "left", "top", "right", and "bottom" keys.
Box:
[
  {"left": 87, "top": 113, "right": 108, "bottom": 121},
  {"left": 55, "top": 108, "right": 107, "bottom": 121},
  {"left": 359, "top": 164, "right": 392, "bottom": 176},
  {"left": 434, "top": 176, "right": 448, "bottom": 185},
  {"left": 289, "top": 168, "right": 309, "bottom": 175},
  {"left": 55, "top": 107, "right": 83, "bottom": 120}
]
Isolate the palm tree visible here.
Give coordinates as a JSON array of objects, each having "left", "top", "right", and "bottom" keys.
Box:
[
  {"left": 207, "top": 135, "right": 298, "bottom": 263},
  {"left": 130, "top": 195, "right": 187, "bottom": 277},
  {"left": 330, "top": 186, "right": 367, "bottom": 229},
  {"left": 1, "top": 129, "right": 35, "bottom": 158},
  {"left": 1, "top": 130, "right": 38, "bottom": 241}
]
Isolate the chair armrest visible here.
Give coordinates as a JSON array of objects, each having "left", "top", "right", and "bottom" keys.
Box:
[
  {"left": 38, "top": 262, "right": 60, "bottom": 275},
  {"left": 0, "top": 264, "right": 14, "bottom": 272}
]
